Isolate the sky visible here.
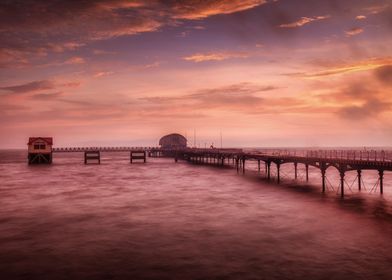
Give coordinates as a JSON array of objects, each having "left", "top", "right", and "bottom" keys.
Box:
[{"left": 1, "top": 0, "right": 392, "bottom": 148}]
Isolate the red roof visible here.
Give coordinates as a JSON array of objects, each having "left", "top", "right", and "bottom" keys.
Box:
[{"left": 28, "top": 137, "right": 53, "bottom": 145}]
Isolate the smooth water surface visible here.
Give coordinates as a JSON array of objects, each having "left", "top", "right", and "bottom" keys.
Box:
[{"left": 1, "top": 150, "right": 392, "bottom": 279}]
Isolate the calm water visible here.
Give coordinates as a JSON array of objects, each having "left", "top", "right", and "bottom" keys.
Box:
[{"left": 1, "top": 150, "right": 392, "bottom": 279}]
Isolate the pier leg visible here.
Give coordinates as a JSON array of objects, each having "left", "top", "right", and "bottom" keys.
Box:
[
  {"left": 305, "top": 164, "right": 309, "bottom": 182},
  {"left": 267, "top": 162, "right": 271, "bottom": 180},
  {"left": 242, "top": 158, "right": 245, "bottom": 174},
  {"left": 321, "top": 168, "right": 326, "bottom": 193},
  {"left": 357, "top": 170, "right": 362, "bottom": 191},
  {"left": 258, "top": 160, "right": 260, "bottom": 173},
  {"left": 340, "top": 171, "right": 345, "bottom": 198},
  {"left": 236, "top": 158, "right": 239, "bottom": 173},
  {"left": 379, "top": 170, "right": 384, "bottom": 194},
  {"left": 277, "top": 163, "right": 281, "bottom": 184},
  {"left": 294, "top": 162, "right": 298, "bottom": 180}
]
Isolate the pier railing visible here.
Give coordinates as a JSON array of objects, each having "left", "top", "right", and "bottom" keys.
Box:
[{"left": 252, "top": 149, "right": 392, "bottom": 162}]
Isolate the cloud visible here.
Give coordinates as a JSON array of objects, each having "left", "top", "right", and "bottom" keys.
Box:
[
  {"left": 279, "top": 15, "right": 330, "bottom": 28},
  {"left": 338, "top": 99, "right": 391, "bottom": 120},
  {"left": 375, "top": 65, "right": 392, "bottom": 86},
  {"left": 286, "top": 58, "right": 392, "bottom": 79},
  {"left": 0, "top": 0, "right": 267, "bottom": 68},
  {"left": 356, "top": 15, "right": 367, "bottom": 20},
  {"left": 345, "top": 27, "right": 364, "bottom": 36},
  {"left": 93, "top": 71, "right": 114, "bottom": 78},
  {"left": 170, "top": 0, "right": 267, "bottom": 20},
  {"left": 0, "top": 80, "right": 81, "bottom": 95},
  {"left": 183, "top": 51, "right": 250, "bottom": 62},
  {"left": 0, "top": 80, "right": 54, "bottom": 94},
  {"left": 141, "top": 82, "right": 280, "bottom": 111},
  {"left": 30, "top": 92, "right": 64, "bottom": 100},
  {"left": 64, "top": 57, "right": 86, "bottom": 65}
]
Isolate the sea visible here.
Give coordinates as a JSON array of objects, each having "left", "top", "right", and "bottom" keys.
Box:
[{"left": 1, "top": 150, "right": 392, "bottom": 280}]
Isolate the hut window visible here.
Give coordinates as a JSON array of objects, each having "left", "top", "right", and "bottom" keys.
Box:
[{"left": 33, "top": 144, "right": 46, "bottom": 149}]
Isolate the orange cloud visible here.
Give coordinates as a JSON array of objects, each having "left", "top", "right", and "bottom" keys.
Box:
[
  {"left": 356, "top": 15, "right": 367, "bottom": 20},
  {"left": 183, "top": 51, "right": 249, "bottom": 62},
  {"left": 279, "top": 15, "right": 330, "bottom": 28},
  {"left": 172, "top": 0, "right": 267, "bottom": 19},
  {"left": 345, "top": 27, "right": 364, "bottom": 36},
  {"left": 287, "top": 58, "right": 392, "bottom": 79}
]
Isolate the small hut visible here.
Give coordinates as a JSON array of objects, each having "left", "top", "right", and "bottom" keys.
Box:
[
  {"left": 27, "top": 137, "right": 53, "bottom": 164},
  {"left": 159, "top": 133, "right": 187, "bottom": 149}
]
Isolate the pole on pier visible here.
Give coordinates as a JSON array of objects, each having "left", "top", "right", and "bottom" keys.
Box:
[
  {"left": 321, "top": 168, "right": 326, "bottom": 193},
  {"left": 340, "top": 170, "right": 345, "bottom": 198},
  {"left": 305, "top": 164, "right": 309, "bottom": 182},
  {"left": 277, "top": 163, "right": 281, "bottom": 184},
  {"left": 379, "top": 170, "right": 384, "bottom": 194},
  {"left": 294, "top": 162, "right": 298, "bottom": 180},
  {"left": 357, "top": 170, "right": 362, "bottom": 191}
]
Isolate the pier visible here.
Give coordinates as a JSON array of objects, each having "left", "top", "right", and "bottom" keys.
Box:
[{"left": 27, "top": 136, "right": 392, "bottom": 197}]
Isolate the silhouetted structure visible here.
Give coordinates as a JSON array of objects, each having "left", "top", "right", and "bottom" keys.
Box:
[
  {"left": 159, "top": 133, "right": 187, "bottom": 149},
  {"left": 27, "top": 137, "right": 53, "bottom": 164},
  {"left": 84, "top": 151, "right": 100, "bottom": 164},
  {"left": 130, "top": 150, "right": 146, "bottom": 163}
]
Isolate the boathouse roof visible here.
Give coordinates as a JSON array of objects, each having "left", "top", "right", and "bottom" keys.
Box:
[
  {"left": 159, "top": 133, "right": 187, "bottom": 148},
  {"left": 28, "top": 137, "right": 53, "bottom": 145}
]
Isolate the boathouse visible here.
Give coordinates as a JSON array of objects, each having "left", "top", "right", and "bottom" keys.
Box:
[
  {"left": 159, "top": 133, "right": 187, "bottom": 149},
  {"left": 27, "top": 137, "right": 53, "bottom": 164}
]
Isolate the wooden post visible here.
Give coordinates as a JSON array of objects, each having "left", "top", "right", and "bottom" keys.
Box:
[
  {"left": 294, "top": 162, "right": 298, "bottom": 180},
  {"left": 357, "top": 170, "right": 362, "bottom": 191},
  {"left": 267, "top": 161, "right": 271, "bottom": 180},
  {"left": 340, "top": 170, "right": 345, "bottom": 198},
  {"left": 258, "top": 160, "right": 260, "bottom": 173},
  {"left": 242, "top": 158, "right": 245, "bottom": 174},
  {"left": 305, "top": 164, "right": 309, "bottom": 182},
  {"left": 321, "top": 168, "right": 326, "bottom": 193},
  {"left": 379, "top": 170, "right": 384, "bottom": 194},
  {"left": 277, "top": 163, "right": 281, "bottom": 184}
]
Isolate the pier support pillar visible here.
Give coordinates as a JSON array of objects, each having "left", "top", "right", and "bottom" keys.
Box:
[
  {"left": 258, "top": 160, "right": 260, "bottom": 173},
  {"left": 294, "top": 162, "right": 298, "bottom": 180},
  {"left": 340, "top": 170, "right": 345, "bottom": 198},
  {"left": 242, "top": 158, "right": 246, "bottom": 174},
  {"left": 236, "top": 158, "right": 239, "bottom": 173},
  {"left": 379, "top": 170, "right": 384, "bottom": 194},
  {"left": 321, "top": 168, "right": 326, "bottom": 193},
  {"left": 277, "top": 163, "right": 281, "bottom": 184},
  {"left": 267, "top": 161, "right": 271, "bottom": 180},
  {"left": 357, "top": 170, "right": 362, "bottom": 191},
  {"left": 305, "top": 164, "right": 309, "bottom": 182}
]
